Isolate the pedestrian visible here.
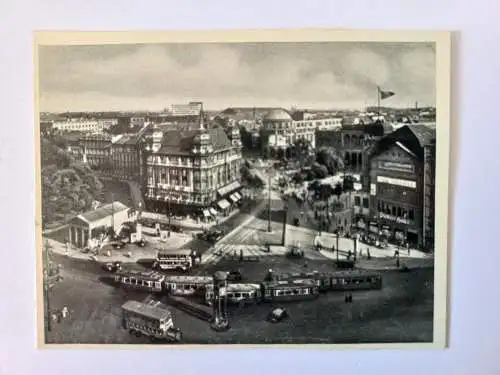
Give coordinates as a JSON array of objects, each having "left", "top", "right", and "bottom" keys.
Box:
[
  {"left": 61, "top": 306, "right": 69, "bottom": 319},
  {"left": 396, "top": 257, "right": 400, "bottom": 268},
  {"left": 367, "top": 248, "right": 371, "bottom": 260},
  {"left": 407, "top": 243, "right": 411, "bottom": 256}
]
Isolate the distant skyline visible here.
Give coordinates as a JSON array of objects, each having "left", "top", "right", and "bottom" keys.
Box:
[{"left": 38, "top": 42, "right": 436, "bottom": 113}]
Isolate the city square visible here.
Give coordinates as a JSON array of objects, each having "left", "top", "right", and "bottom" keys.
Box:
[{"left": 38, "top": 40, "right": 438, "bottom": 345}]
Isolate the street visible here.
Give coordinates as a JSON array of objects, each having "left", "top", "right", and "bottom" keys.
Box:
[{"left": 47, "top": 252, "right": 434, "bottom": 344}]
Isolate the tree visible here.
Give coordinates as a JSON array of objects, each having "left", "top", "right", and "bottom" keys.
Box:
[
  {"left": 311, "top": 162, "right": 329, "bottom": 179},
  {"left": 291, "top": 137, "right": 312, "bottom": 167},
  {"left": 291, "top": 172, "right": 304, "bottom": 185},
  {"left": 43, "top": 239, "right": 62, "bottom": 332},
  {"left": 239, "top": 126, "right": 254, "bottom": 150},
  {"left": 333, "top": 182, "right": 343, "bottom": 202},
  {"left": 315, "top": 147, "right": 344, "bottom": 175}
]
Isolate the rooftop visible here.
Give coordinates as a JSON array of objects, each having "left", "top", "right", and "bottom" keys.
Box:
[
  {"left": 121, "top": 300, "right": 172, "bottom": 321},
  {"left": 157, "top": 127, "right": 233, "bottom": 155},
  {"left": 263, "top": 108, "right": 293, "bottom": 122},
  {"left": 77, "top": 201, "right": 129, "bottom": 223}
]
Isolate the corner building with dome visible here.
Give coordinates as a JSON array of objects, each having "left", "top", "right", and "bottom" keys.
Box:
[{"left": 261, "top": 108, "right": 317, "bottom": 158}]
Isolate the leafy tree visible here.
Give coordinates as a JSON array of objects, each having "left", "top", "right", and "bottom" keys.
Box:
[
  {"left": 315, "top": 147, "right": 344, "bottom": 175},
  {"left": 311, "top": 162, "right": 328, "bottom": 179},
  {"left": 333, "top": 182, "right": 343, "bottom": 202},
  {"left": 238, "top": 126, "right": 254, "bottom": 150}
]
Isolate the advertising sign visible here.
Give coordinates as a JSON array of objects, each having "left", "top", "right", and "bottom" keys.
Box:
[
  {"left": 379, "top": 161, "right": 415, "bottom": 173},
  {"left": 379, "top": 212, "right": 411, "bottom": 225}
]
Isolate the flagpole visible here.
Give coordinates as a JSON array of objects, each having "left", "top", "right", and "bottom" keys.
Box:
[{"left": 377, "top": 86, "right": 381, "bottom": 120}]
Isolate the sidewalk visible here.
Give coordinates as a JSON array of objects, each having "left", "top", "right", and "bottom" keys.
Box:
[
  {"left": 318, "top": 248, "right": 435, "bottom": 271},
  {"left": 141, "top": 208, "right": 241, "bottom": 231},
  {"left": 45, "top": 232, "right": 193, "bottom": 264},
  {"left": 313, "top": 232, "right": 430, "bottom": 259}
]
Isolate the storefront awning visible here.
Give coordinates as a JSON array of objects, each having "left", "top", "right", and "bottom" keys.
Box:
[
  {"left": 217, "top": 181, "right": 242, "bottom": 197},
  {"left": 203, "top": 209, "right": 210, "bottom": 217},
  {"left": 209, "top": 208, "right": 218, "bottom": 216},
  {"left": 229, "top": 193, "right": 239, "bottom": 203},
  {"left": 233, "top": 192, "right": 242, "bottom": 200},
  {"left": 217, "top": 199, "right": 231, "bottom": 210}
]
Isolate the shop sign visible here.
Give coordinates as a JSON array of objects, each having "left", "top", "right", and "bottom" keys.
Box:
[
  {"left": 379, "top": 212, "right": 410, "bottom": 225},
  {"left": 379, "top": 161, "right": 414, "bottom": 173}
]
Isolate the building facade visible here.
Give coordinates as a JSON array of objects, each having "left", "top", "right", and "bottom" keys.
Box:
[
  {"left": 261, "top": 109, "right": 316, "bottom": 158},
  {"left": 109, "top": 134, "right": 142, "bottom": 181},
  {"left": 80, "top": 134, "right": 113, "bottom": 172},
  {"left": 366, "top": 125, "right": 436, "bottom": 249},
  {"left": 53, "top": 118, "right": 117, "bottom": 133},
  {"left": 143, "top": 119, "right": 244, "bottom": 217},
  {"left": 340, "top": 120, "right": 386, "bottom": 174},
  {"left": 67, "top": 201, "right": 132, "bottom": 248}
]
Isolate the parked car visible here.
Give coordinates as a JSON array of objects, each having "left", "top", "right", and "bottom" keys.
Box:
[
  {"left": 267, "top": 307, "right": 288, "bottom": 323},
  {"left": 286, "top": 246, "right": 304, "bottom": 258},
  {"left": 226, "top": 270, "right": 243, "bottom": 282},
  {"left": 103, "top": 261, "right": 122, "bottom": 272}
]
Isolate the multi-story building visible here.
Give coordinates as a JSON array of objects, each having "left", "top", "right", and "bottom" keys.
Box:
[
  {"left": 261, "top": 109, "right": 316, "bottom": 158},
  {"left": 340, "top": 118, "right": 387, "bottom": 174},
  {"left": 109, "top": 134, "right": 142, "bottom": 181},
  {"left": 52, "top": 118, "right": 118, "bottom": 133},
  {"left": 365, "top": 124, "right": 436, "bottom": 249},
  {"left": 80, "top": 134, "right": 112, "bottom": 172},
  {"left": 143, "top": 117, "right": 244, "bottom": 217}
]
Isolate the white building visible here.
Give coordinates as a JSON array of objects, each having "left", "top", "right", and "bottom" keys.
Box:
[
  {"left": 52, "top": 118, "right": 118, "bottom": 133},
  {"left": 67, "top": 201, "right": 133, "bottom": 248}
]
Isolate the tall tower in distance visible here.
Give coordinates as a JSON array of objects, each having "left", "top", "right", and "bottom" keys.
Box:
[{"left": 210, "top": 271, "right": 230, "bottom": 331}]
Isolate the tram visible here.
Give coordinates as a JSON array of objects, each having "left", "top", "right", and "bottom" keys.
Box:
[
  {"left": 261, "top": 279, "right": 319, "bottom": 302},
  {"left": 163, "top": 275, "right": 213, "bottom": 296},
  {"left": 274, "top": 270, "right": 382, "bottom": 292},
  {"left": 113, "top": 269, "right": 165, "bottom": 293},
  {"left": 204, "top": 283, "right": 262, "bottom": 306}
]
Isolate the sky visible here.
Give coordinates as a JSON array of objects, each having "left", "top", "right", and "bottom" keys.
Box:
[{"left": 38, "top": 42, "right": 436, "bottom": 112}]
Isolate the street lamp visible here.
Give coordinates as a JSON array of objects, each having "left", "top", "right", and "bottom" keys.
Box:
[
  {"left": 336, "top": 230, "right": 340, "bottom": 262},
  {"left": 267, "top": 171, "right": 272, "bottom": 233}
]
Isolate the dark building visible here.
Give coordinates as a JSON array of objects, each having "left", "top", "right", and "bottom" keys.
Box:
[
  {"left": 340, "top": 119, "right": 386, "bottom": 174},
  {"left": 366, "top": 125, "right": 436, "bottom": 249}
]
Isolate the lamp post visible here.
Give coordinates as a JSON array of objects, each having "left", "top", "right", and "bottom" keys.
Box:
[
  {"left": 281, "top": 202, "right": 288, "bottom": 246},
  {"left": 336, "top": 231, "right": 340, "bottom": 262},
  {"left": 267, "top": 172, "right": 272, "bottom": 233}
]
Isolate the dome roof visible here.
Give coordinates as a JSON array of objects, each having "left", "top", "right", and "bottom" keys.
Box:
[{"left": 263, "top": 109, "right": 293, "bottom": 122}]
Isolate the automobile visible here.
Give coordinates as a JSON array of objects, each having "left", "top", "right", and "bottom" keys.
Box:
[
  {"left": 293, "top": 218, "right": 300, "bottom": 226},
  {"left": 286, "top": 246, "right": 304, "bottom": 258},
  {"left": 108, "top": 239, "right": 127, "bottom": 249},
  {"left": 336, "top": 259, "right": 355, "bottom": 270},
  {"left": 226, "top": 270, "right": 243, "bottom": 282},
  {"left": 267, "top": 307, "right": 288, "bottom": 323},
  {"left": 103, "top": 261, "right": 122, "bottom": 272},
  {"left": 135, "top": 238, "right": 147, "bottom": 247},
  {"left": 198, "top": 229, "right": 225, "bottom": 243}
]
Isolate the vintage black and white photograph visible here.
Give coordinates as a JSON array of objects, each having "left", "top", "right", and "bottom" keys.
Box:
[{"left": 35, "top": 30, "right": 450, "bottom": 347}]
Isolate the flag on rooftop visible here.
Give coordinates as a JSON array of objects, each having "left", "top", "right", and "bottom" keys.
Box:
[{"left": 378, "top": 87, "right": 396, "bottom": 100}]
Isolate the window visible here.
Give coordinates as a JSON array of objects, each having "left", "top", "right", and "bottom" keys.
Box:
[
  {"left": 362, "top": 198, "right": 369, "bottom": 209},
  {"left": 354, "top": 196, "right": 361, "bottom": 206},
  {"left": 409, "top": 209, "right": 415, "bottom": 220},
  {"left": 234, "top": 293, "right": 241, "bottom": 298}
]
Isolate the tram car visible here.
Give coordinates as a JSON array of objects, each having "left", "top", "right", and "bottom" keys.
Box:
[
  {"left": 205, "top": 283, "right": 262, "bottom": 306},
  {"left": 273, "top": 270, "right": 382, "bottom": 292},
  {"left": 163, "top": 275, "right": 213, "bottom": 296},
  {"left": 113, "top": 269, "right": 166, "bottom": 294},
  {"left": 260, "top": 279, "right": 319, "bottom": 302}
]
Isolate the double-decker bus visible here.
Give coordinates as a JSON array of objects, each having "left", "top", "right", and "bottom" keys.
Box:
[
  {"left": 204, "top": 283, "right": 262, "bottom": 306},
  {"left": 163, "top": 275, "right": 213, "bottom": 296},
  {"left": 113, "top": 269, "right": 165, "bottom": 293},
  {"left": 153, "top": 249, "right": 193, "bottom": 272},
  {"left": 121, "top": 299, "right": 182, "bottom": 342},
  {"left": 261, "top": 279, "right": 319, "bottom": 302}
]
